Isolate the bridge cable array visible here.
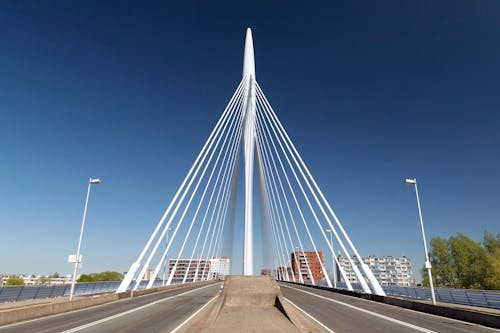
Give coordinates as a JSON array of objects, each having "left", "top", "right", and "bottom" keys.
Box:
[
  {"left": 117, "top": 29, "right": 385, "bottom": 295},
  {"left": 117, "top": 73, "right": 385, "bottom": 296}
]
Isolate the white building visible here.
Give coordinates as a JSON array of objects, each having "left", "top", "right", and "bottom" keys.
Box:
[
  {"left": 209, "top": 257, "right": 230, "bottom": 280},
  {"left": 0, "top": 274, "right": 73, "bottom": 286},
  {"left": 337, "top": 255, "right": 414, "bottom": 287},
  {"left": 48, "top": 275, "right": 73, "bottom": 285}
]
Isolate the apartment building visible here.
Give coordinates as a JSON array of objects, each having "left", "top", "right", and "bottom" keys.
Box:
[
  {"left": 208, "top": 257, "right": 230, "bottom": 280},
  {"left": 168, "top": 259, "right": 211, "bottom": 282},
  {"left": 167, "top": 257, "right": 230, "bottom": 282},
  {"left": 337, "top": 255, "right": 414, "bottom": 286},
  {"left": 291, "top": 251, "right": 325, "bottom": 282}
]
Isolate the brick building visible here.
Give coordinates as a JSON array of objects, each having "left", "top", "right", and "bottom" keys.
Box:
[{"left": 291, "top": 251, "right": 325, "bottom": 282}]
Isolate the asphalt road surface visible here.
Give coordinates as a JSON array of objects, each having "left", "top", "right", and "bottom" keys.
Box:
[
  {"left": 0, "top": 282, "right": 221, "bottom": 333},
  {"left": 279, "top": 282, "right": 499, "bottom": 333}
]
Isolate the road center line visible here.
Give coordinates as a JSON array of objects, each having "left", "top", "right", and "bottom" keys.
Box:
[
  {"left": 284, "top": 297, "right": 335, "bottom": 333},
  {"left": 280, "top": 284, "right": 437, "bottom": 333},
  {"left": 59, "top": 283, "right": 220, "bottom": 333}
]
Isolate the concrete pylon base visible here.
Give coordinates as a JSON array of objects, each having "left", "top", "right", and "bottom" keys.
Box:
[{"left": 179, "top": 276, "right": 324, "bottom": 332}]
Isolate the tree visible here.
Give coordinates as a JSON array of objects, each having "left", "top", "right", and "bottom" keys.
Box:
[
  {"left": 77, "top": 274, "right": 94, "bottom": 283},
  {"left": 449, "top": 233, "right": 488, "bottom": 289},
  {"left": 6, "top": 276, "right": 24, "bottom": 286},
  {"left": 424, "top": 237, "right": 458, "bottom": 288},
  {"left": 483, "top": 232, "right": 500, "bottom": 290},
  {"left": 77, "top": 271, "right": 123, "bottom": 283},
  {"left": 484, "top": 248, "right": 500, "bottom": 290},
  {"left": 425, "top": 231, "right": 499, "bottom": 290},
  {"left": 483, "top": 231, "right": 500, "bottom": 255},
  {"left": 94, "top": 271, "right": 123, "bottom": 281}
]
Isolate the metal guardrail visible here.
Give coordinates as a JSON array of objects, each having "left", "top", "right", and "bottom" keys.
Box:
[
  {"left": 3, "top": 279, "right": 499, "bottom": 310},
  {"left": 384, "top": 285, "right": 500, "bottom": 309},
  {"left": 0, "top": 280, "right": 165, "bottom": 303},
  {"left": 320, "top": 281, "right": 500, "bottom": 310}
]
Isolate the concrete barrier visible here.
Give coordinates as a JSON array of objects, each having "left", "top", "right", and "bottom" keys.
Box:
[
  {"left": 280, "top": 281, "right": 500, "bottom": 329},
  {"left": 223, "top": 276, "right": 278, "bottom": 307},
  {"left": 180, "top": 276, "right": 323, "bottom": 332},
  {"left": 0, "top": 293, "right": 118, "bottom": 326},
  {"left": 1, "top": 303, "right": 54, "bottom": 326},
  {"left": 0, "top": 281, "right": 212, "bottom": 327}
]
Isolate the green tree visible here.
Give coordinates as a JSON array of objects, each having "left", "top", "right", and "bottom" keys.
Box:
[
  {"left": 77, "top": 274, "right": 94, "bottom": 282},
  {"left": 77, "top": 271, "right": 123, "bottom": 283},
  {"left": 6, "top": 276, "right": 25, "bottom": 286},
  {"left": 449, "top": 233, "right": 488, "bottom": 289},
  {"left": 484, "top": 248, "right": 500, "bottom": 289},
  {"left": 94, "top": 271, "right": 123, "bottom": 281},
  {"left": 483, "top": 231, "right": 500, "bottom": 255},
  {"left": 425, "top": 237, "right": 458, "bottom": 288},
  {"left": 425, "top": 231, "right": 499, "bottom": 290}
]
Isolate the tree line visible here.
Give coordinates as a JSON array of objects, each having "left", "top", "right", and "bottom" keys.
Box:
[
  {"left": 423, "top": 231, "right": 500, "bottom": 290},
  {"left": 77, "top": 271, "right": 123, "bottom": 282},
  {"left": 4, "top": 273, "right": 59, "bottom": 286},
  {"left": 3, "top": 271, "right": 124, "bottom": 286}
]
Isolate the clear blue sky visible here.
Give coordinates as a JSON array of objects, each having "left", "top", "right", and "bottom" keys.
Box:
[{"left": 0, "top": 1, "right": 499, "bottom": 281}]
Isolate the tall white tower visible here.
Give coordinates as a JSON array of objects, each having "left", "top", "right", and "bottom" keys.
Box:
[
  {"left": 117, "top": 28, "right": 387, "bottom": 297},
  {"left": 242, "top": 28, "right": 256, "bottom": 275}
]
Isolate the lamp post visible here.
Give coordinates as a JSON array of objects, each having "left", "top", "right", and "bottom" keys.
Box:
[
  {"left": 404, "top": 178, "right": 436, "bottom": 305},
  {"left": 162, "top": 227, "right": 171, "bottom": 286},
  {"left": 325, "top": 228, "right": 337, "bottom": 288},
  {"left": 69, "top": 177, "right": 101, "bottom": 301}
]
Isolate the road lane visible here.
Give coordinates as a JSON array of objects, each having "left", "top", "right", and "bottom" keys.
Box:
[
  {"left": 0, "top": 282, "right": 221, "bottom": 333},
  {"left": 279, "top": 283, "right": 498, "bottom": 333}
]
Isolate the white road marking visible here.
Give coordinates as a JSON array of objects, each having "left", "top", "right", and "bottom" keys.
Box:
[
  {"left": 59, "top": 283, "right": 220, "bottom": 333},
  {"left": 280, "top": 284, "right": 437, "bottom": 333},
  {"left": 170, "top": 294, "right": 219, "bottom": 333},
  {"left": 284, "top": 297, "right": 335, "bottom": 333}
]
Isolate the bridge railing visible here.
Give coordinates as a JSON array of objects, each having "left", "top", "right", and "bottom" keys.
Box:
[
  {"left": 383, "top": 285, "right": 500, "bottom": 309},
  {"left": 0, "top": 280, "right": 166, "bottom": 303},
  {"left": 290, "top": 280, "right": 500, "bottom": 309}
]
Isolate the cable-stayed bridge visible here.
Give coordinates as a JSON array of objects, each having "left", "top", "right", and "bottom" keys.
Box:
[
  {"left": 1, "top": 29, "right": 498, "bottom": 333},
  {"left": 116, "top": 27, "right": 385, "bottom": 297}
]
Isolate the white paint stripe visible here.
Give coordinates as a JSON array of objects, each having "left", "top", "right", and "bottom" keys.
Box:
[
  {"left": 60, "top": 283, "right": 219, "bottom": 333},
  {"left": 170, "top": 294, "right": 218, "bottom": 333},
  {"left": 284, "top": 297, "right": 335, "bottom": 333},
  {"left": 280, "top": 284, "right": 437, "bottom": 333}
]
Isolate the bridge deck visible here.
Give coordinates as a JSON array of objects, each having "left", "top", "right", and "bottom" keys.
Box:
[
  {"left": 0, "top": 282, "right": 220, "bottom": 333},
  {"left": 279, "top": 282, "right": 497, "bottom": 333}
]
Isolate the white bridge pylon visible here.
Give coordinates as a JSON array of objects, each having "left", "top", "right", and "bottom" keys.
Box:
[{"left": 117, "top": 28, "right": 386, "bottom": 296}]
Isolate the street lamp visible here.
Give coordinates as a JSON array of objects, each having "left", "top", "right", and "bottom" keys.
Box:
[
  {"left": 404, "top": 177, "right": 436, "bottom": 305},
  {"left": 162, "top": 227, "right": 172, "bottom": 286},
  {"left": 325, "top": 228, "right": 337, "bottom": 288},
  {"left": 69, "top": 177, "right": 101, "bottom": 301}
]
